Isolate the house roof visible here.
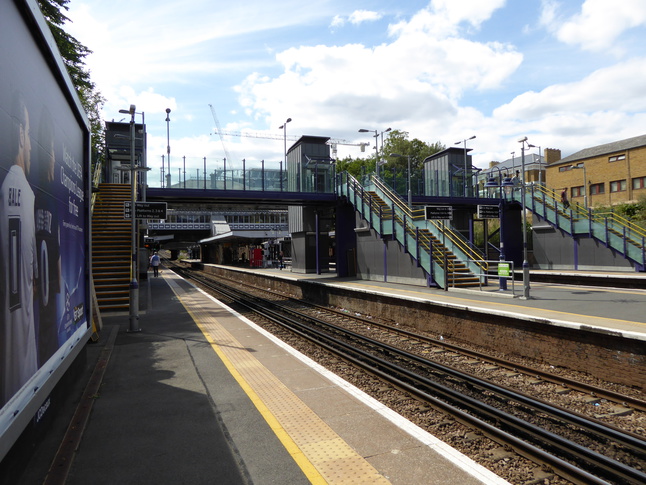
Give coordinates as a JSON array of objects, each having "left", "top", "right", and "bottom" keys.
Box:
[
  {"left": 555, "top": 133, "right": 646, "bottom": 166},
  {"left": 482, "top": 154, "right": 544, "bottom": 174}
]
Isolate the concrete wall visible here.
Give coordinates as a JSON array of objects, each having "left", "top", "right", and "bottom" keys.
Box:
[
  {"left": 532, "top": 221, "right": 635, "bottom": 271},
  {"left": 354, "top": 213, "right": 428, "bottom": 286},
  {"left": 200, "top": 265, "right": 645, "bottom": 390}
]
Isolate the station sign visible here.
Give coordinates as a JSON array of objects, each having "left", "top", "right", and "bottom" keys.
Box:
[
  {"left": 425, "top": 205, "right": 453, "bottom": 220},
  {"left": 124, "top": 201, "right": 168, "bottom": 220},
  {"left": 497, "top": 262, "right": 511, "bottom": 277},
  {"left": 477, "top": 205, "right": 500, "bottom": 219}
]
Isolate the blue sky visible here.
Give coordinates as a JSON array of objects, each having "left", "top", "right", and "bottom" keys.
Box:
[{"left": 65, "top": 0, "right": 646, "bottom": 186}]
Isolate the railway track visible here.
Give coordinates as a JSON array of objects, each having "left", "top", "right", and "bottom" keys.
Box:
[{"left": 168, "top": 261, "right": 646, "bottom": 485}]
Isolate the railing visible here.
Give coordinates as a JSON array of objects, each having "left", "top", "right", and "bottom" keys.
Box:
[
  {"left": 460, "top": 259, "right": 517, "bottom": 296},
  {"left": 514, "top": 183, "right": 645, "bottom": 269},
  {"left": 339, "top": 172, "right": 488, "bottom": 288},
  {"left": 371, "top": 176, "right": 488, "bottom": 277},
  {"left": 90, "top": 161, "right": 103, "bottom": 214}
]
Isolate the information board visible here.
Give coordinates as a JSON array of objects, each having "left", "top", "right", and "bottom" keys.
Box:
[
  {"left": 124, "top": 201, "right": 167, "bottom": 220},
  {"left": 477, "top": 205, "right": 500, "bottom": 219},
  {"left": 425, "top": 205, "right": 453, "bottom": 220}
]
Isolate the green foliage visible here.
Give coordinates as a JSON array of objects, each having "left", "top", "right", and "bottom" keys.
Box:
[
  {"left": 336, "top": 157, "right": 375, "bottom": 179},
  {"left": 38, "top": 0, "right": 93, "bottom": 91},
  {"left": 337, "top": 130, "right": 445, "bottom": 185},
  {"left": 592, "top": 194, "right": 646, "bottom": 228},
  {"left": 37, "top": 0, "right": 105, "bottom": 175}
]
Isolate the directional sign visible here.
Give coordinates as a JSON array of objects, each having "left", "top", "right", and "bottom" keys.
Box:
[
  {"left": 124, "top": 202, "right": 167, "bottom": 220},
  {"left": 477, "top": 205, "right": 500, "bottom": 219},
  {"left": 425, "top": 205, "right": 453, "bottom": 220}
]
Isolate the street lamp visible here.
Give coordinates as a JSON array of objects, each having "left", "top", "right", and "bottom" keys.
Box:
[
  {"left": 359, "top": 127, "right": 391, "bottom": 178},
  {"left": 279, "top": 117, "right": 292, "bottom": 189},
  {"left": 455, "top": 135, "right": 476, "bottom": 197},
  {"left": 390, "top": 153, "right": 413, "bottom": 208},
  {"left": 570, "top": 163, "right": 588, "bottom": 209},
  {"left": 484, "top": 166, "right": 515, "bottom": 291},
  {"left": 117, "top": 104, "right": 143, "bottom": 331},
  {"left": 165, "top": 108, "right": 171, "bottom": 188},
  {"left": 518, "top": 136, "right": 531, "bottom": 299}
]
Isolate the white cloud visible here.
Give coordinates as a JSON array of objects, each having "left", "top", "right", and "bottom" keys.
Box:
[
  {"left": 64, "top": 1, "right": 646, "bottom": 172},
  {"left": 429, "top": 0, "right": 507, "bottom": 30},
  {"left": 552, "top": 0, "right": 646, "bottom": 52},
  {"left": 348, "top": 10, "right": 382, "bottom": 24},
  {"left": 330, "top": 15, "right": 345, "bottom": 28},
  {"left": 494, "top": 57, "right": 646, "bottom": 119}
]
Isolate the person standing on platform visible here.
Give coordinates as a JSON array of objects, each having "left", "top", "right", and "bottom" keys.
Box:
[
  {"left": 149, "top": 251, "right": 161, "bottom": 277},
  {"left": 0, "top": 94, "right": 38, "bottom": 405}
]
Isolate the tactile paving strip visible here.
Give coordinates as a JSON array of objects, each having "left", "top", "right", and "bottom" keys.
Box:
[{"left": 168, "top": 276, "right": 391, "bottom": 484}]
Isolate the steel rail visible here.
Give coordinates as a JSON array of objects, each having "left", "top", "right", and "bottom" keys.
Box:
[{"left": 173, "top": 267, "right": 646, "bottom": 485}]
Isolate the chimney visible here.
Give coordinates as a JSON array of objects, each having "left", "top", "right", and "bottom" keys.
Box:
[{"left": 544, "top": 148, "right": 562, "bottom": 165}]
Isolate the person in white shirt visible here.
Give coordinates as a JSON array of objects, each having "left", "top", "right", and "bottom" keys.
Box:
[{"left": 0, "top": 94, "right": 38, "bottom": 405}]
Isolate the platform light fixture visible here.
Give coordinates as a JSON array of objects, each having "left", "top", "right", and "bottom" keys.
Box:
[
  {"left": 390, "top": 153, "right": 413, "bottom": 208},
  {"left": 455, "top": 135, "right": 476, "bottom": 197},
  {"left": 359, "top": 127, "right": 391, "bottom": 178},
  {"left": 518, "top": 136, "right": 531, "bottom": 300}
]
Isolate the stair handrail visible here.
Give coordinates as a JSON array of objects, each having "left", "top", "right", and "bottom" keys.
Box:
[
  {"left": 372, "top": 175, "right": 487, "bottom": 273},
  {"left": 90, "top": 160, "right": 104, "bottom": 214},
  {"left": 524, "top": 182, "right": 645, "bottom": 246},
  {"left": 340, "top": 173, "right": 484, "bottom": 287},
  {"left": 593, "top": 211, "right": 646, "bottom": 242}
]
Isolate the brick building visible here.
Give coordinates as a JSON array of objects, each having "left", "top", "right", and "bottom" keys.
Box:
[{"left": 546, "top": 134, "right": 646, "bottom": 208}]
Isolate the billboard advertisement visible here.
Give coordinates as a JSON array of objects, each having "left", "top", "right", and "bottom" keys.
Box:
[{"left": 0, "top": 0, "right": 91, "bottom": 458}]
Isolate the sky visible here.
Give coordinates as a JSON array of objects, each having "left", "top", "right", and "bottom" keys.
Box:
[{"left": 65, "top": 0, "right": 646, "bottom": 187}]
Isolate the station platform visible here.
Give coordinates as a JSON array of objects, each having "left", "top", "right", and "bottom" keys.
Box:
[
  {"left": 241, "top": 265, "right": 646, "bottom": 340},
  {"left": 23, "top": 269, "right": 512, "bottom": 485}
]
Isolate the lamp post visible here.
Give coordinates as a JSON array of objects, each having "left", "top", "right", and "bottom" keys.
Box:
[
  {"left": 165, "top": 108, "right": 171, "bottom": 188},
  {"left": 484, "top": 166, "right": 515, "bottom": 291},
  {"left": 455, "top": 135, "right": 476, "bottom": 197},
  {"left": 359, "top": 127, "right": 391, "bottom": 178},
  {"left": 518, "top": 136, "right": 531, "bottom": 300},
  {"left": 119, "top": 105, "right": 141, "bottom": 331},
  {"left": 279, "top": 118, "right": 292, "bottom": 188},
  {"left": 570, "top": 163, "right": 588, "bottom": 209},
  {"left": 390, "top": 153, "right": 413, "bottom": 208}
]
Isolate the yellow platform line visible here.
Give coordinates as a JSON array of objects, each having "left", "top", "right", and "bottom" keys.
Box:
[{"left": 167, "top": 276, "right": 390, "bottom": 484}]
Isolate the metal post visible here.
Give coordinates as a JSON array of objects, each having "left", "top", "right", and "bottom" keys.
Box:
[
  {"left": 455, "top": 135, "right": 475, "bottom": 197},
  {"left": 407, "top": 154, "right": 412, "bottom": 208},
  {"left": 519, "top": 137, "right": 530, "bottom": 299},
  {"left": 279, "top": 118, "right": 291, "bottom": 190},
  {"left": 128, "top": 107, "right": 140, "bottom": 332},
  {"left": 165, "top": 108, "right": 171, "bottom": 189},
  {"left": 499, "top": 199, "right": 507, "bottom": 291}
]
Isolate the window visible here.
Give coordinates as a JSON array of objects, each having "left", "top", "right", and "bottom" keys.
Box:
[
  {"left": 608, "top": 154, "right": 626, "bottom": 162},
  {"left": 571, "top": 186, "right": 584, "bottom": 197},
  {"left": 589, "top": 183, "right": 605, "bottom": 195},
  {"left": 633, "top": 176, "right": 646, "bottom": 190},
  {"left": 610, "top": 180, "right": 626, "bottom": 192}
]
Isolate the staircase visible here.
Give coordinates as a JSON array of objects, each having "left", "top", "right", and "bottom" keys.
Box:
[
  {"left": 92, "top": 183, "right": 132, "bottom": 311},
  {"left": 342, "top": 174, "right": 485, "bottom": 288},
  {"left": 518, "top": 184, "right": 645, "bottom": 271}
]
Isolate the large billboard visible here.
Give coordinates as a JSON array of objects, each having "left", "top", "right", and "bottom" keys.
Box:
[{"left": 0, "top": 0, "right": 91, "bottom": 459}]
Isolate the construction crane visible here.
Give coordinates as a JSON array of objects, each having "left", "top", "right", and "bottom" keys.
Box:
[
  {"left": 208, "top": 104, "right": 232, "bottom": 162},
  {"left": 329, "top": 140, "right": 369, "bottom": 159},
  {"left": 209, "top": 127, "right": 369, "bottom": 159}
]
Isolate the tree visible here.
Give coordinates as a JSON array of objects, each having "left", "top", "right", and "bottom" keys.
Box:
[{"left": 37, "top": 0, "right": 105, "bottom": 175}]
